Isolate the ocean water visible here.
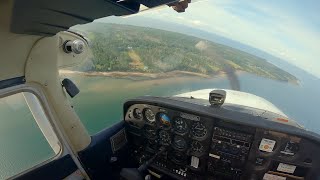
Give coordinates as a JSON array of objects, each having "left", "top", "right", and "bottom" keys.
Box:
[
  {"left": 0, "top": 93, "right": 54, "bottom": 179},
  {"left": 69, "top": 72, "right": 320, "bottom": 135}
]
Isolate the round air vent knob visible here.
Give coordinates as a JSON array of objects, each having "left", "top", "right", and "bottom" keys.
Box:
[{"left": 63, "top": 40, "right": 85, "bottom": 54}]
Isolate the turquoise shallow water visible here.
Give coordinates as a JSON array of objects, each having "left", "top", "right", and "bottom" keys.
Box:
[{"left": 0, "top": 93, "right": 54, "bottom": 179}]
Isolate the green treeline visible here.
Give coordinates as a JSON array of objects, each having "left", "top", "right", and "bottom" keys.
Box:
[{"left": 72, "top": 23, "right": 298, "bottom": 83}]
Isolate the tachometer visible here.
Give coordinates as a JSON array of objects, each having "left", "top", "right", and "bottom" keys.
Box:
[
  {"left": 191, "top": 141, "right": 204, "bottom": 153},
  {"left": 173, "top": 135, "right": 187, "bottom": 150},
  {"left": 144, "top": 108, "right": 155, "bottom": 123},
  {"left": 159, "top": 130, "right": 171, "bottom": 146},
  {"left": 174, "top": 117, "right": 188, "bottom": 134},
  {"left": 191, "top": 122, "right": 207, "bottom": 138}
]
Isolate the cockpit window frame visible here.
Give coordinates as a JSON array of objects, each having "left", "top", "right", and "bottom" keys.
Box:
[{"left": 0, "top": 84, "right": 65, "bottom": 179}]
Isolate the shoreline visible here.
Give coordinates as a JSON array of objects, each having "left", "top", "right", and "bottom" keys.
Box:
[
  {"left": 59, "top": 69, "right": 299, "bottom": 85},
  {"left": 59, "top": 70, "right": 228, "bottom": 80}
]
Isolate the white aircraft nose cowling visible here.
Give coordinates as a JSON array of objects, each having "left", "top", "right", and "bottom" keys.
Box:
[{"left": 175, "top": 89, "right": 287, "bottom": 117}]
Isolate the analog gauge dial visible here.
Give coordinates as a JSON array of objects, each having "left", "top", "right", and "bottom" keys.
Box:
[
  {"left": 191, "top": 141, "right": 204, "bottom": 153},
  {"left": 159, "top": 130, "right": 171, "bottom": 145},
  {"left": 144, "top": 108, "right": 155, "bottom": 123},
  {"left": 133, "top": 108, "right": 142, "bottom": 119},
  {"left": 159, "top": 113, "right": 171, "bottom": 128},
  {"left": 144, "top": 126, "right": 157, "bottom": 139},
  {"left": 173, "top": 135, "right": 187, "bottom": 150},
  {"left": 174, "top": 117, "right": 188, "bottom": 134},
  {"left": 171, "top": 150, "right": 187, "bottom": 164},
  {"left": 191, "top": 122, "right": 207, "bottom": 138}
]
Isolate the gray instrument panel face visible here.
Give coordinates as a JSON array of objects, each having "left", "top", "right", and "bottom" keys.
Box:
[
  {"left": 124, "top": 100, "right": 320, "bottom": 180},
  {"left": 125, "top": 104, "right": 214, "bottom": 152}
]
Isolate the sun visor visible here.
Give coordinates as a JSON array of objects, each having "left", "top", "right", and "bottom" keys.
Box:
[{"left": 10, "top": 0, "right": 178, "bottom": 36}]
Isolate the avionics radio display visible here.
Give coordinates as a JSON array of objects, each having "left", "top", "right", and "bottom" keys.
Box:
[{"left": 207, "top": 127, "right": 253, "bottom": 178}]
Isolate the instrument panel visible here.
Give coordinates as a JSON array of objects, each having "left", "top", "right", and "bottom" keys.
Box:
[
  {"left": 126, "top": 104, "right": 213, "bottom": 155},
  {"left": 124, "top": 100, "right": 320, "bottom": 180}
]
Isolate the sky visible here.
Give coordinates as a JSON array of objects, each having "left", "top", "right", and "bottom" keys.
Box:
[{"left": 100, "top": 0, "right": 320, "bottom": 78}]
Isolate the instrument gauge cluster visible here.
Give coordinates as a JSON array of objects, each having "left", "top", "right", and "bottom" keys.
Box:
[
  {"left": 125, "top": 101, "right": 320, "bottom": 180},
  {"left": 127, "top": 105, "right": 211, "bottom": 152},
  {"left": 126, "top": 104, "right": 214, "bottom": 178}
]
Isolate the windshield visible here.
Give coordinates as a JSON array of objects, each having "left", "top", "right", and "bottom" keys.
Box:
[{"left": 61, "top": 0, "right": 320, "bottom": 135}]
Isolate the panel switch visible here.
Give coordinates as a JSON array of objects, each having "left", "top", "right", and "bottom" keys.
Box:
[{"left": 191, "top": 156, "right": 200, "bottom": 168}]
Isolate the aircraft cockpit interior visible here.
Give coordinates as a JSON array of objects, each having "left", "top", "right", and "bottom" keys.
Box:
[{"left": 1, "top": 0, "right": 320, "bottom": 180}]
